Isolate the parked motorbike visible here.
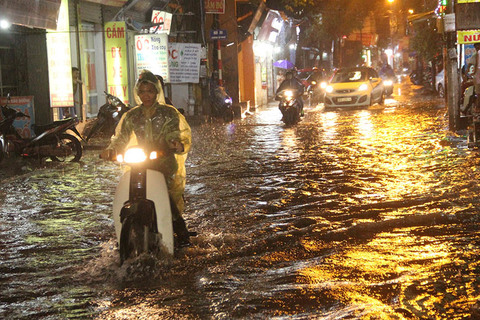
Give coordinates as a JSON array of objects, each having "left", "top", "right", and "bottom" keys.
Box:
[
  {"left": 0, "top": 95, "right": 83, "bottom": 162},
  {"left": 276, "top": 89, "right": 302, "bottom": 125},
  {"left": 85, "top": 92, "right": 131, "bottom": 142},
  {"left": 211, "top": 86, "right": 234, "bottom": 122},
  {"left": 107, "top": 146, "right": 175, "bottom": 264},
  {"left": 459, "top": 66, "right": 480, "bottom": 148}
]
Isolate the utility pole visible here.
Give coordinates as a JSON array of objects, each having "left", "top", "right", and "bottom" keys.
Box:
[{"left": 445, "top": 0, "right": 460, "bottom": 131}]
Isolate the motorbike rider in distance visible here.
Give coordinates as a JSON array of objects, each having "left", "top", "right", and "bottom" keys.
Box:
[
  {"left": 101, "top": 69, "right": 193, "bottom": 247},
  {"left": 276, "top": 70, "right": 305, "bottom": 117}
]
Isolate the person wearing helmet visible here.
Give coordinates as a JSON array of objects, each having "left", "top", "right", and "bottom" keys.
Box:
[
  {"left": 101, "top": 69, "right": 193, "bottom": 247},
  {"left": 275, "top": 70, "right": 305, "bottom": 116}
]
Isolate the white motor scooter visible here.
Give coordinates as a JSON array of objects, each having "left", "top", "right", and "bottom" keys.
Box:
[{"left": 111, "top": 147, "right": 174, "bottom": 264}]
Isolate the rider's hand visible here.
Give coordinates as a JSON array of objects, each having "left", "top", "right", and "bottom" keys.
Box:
[
  {"left": 168, "top": 140, "right": 184, "bottom": 153},
  {"left": 100, "top": 149, "right": 115, "bottom": 160}
]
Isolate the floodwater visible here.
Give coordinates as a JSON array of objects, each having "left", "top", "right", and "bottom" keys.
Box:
[{"left": 2, "top": 82, "right": 480, "bottom": 319}]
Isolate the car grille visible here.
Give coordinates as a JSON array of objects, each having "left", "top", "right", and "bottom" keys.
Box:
[{"left": 336, "top": 89, "right": 356, "bottom": 94}]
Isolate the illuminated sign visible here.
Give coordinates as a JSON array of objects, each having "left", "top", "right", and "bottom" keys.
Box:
[
  {"left": 458, "top": 0, "right": 480, "bottom": 3},
  {"left": 168, "top": 43, "right": 201, "bottom": 83},
  {"left": 205, "top": 0, "right": 225, "bottom": 14},
  {"left": 46, "top": 0, "right": 73, "bottom": 108},
  {"left": 457, "top": 29, "right": 480, "bottom": 44},
  {"left": 151, "top": 10, "right": 172, "bottom": 34},
  {"left": 105, "top": 21, "right": 129, "bottom": 104},
  {"left": 134, "top": 34, "right": 170, "bottom": 82}
]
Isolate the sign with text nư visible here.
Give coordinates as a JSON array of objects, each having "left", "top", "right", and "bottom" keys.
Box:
[
  {"left": 105, "top": 21, "right": 130, "bottom": 104},
  {"left": 0, "top": 96, "right": 35, "bottom": 138},
  {"left": 457, "top": 29, "right": 480, "bottom": 44},
  {"left": 134, "top": 34, "right": 170, "bottom": 82},
  {"left": 168, "top": 43, "right": 201, "bottom": 83},
  {"left": 205, "top": 0, "right": 225, "bottom": 14},
  {"left": 46, "top": 0, "right": 73, "bottom": 108}
]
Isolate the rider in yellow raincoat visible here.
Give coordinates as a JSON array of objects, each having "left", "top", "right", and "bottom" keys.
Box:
[{"left": 102, "top": 69, "right": 192, "bottom": 246}]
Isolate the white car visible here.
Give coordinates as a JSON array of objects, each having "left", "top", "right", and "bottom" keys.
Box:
[
  {"left": 435, "top": 69, "right": 445, "bottom": 98},
  {"left": 324, "top": 67, "right": 385, "bottom": 108}
]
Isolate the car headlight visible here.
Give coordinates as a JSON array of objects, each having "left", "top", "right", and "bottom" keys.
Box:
[
  {"left": 383, "top": 80, "right": 393, "bottom": 86},
  {"left": 320, "top": 82, "right": 327, "bottom": 89},
  {"left": 358, "top": 83, "right": 369, "bottom": 91},
  {"left": 325, "top": 85, "right": 334, "bottom": 93}
]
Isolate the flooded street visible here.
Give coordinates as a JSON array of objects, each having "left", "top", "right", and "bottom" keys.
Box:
[{"left": 3, "top": 82, "right": 480, "bottom": 319}]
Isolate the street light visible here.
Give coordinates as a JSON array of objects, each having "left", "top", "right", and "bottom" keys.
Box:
[{"left": 0, "top": 19, "right": 10, "bottom": 29}]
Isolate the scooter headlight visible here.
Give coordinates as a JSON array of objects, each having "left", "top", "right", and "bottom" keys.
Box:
[
  {"left": 383, "top": 80, "right": 393, "bottom": 86},
  {"left": 311, "top": 81, "right": 317, "bottom": 85},
  {"left": 224, "top": 97, "right": 233, "bottom": 104},
  {"left": 120, "top": 147, "right": 147, "bottom": 164}
]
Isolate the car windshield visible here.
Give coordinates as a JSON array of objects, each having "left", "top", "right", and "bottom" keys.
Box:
[{"left": 331, "top": 70, "right": 367, "bottom": 83}]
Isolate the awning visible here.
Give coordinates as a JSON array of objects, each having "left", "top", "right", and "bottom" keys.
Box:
[
  {"left": 407, "top": 10, "right": 435, "bottom": 24},
  {"left": 0, "top": 0, "right": 62, "bottom": 30},
  {"left": 82, "top": 0, "right": 128, "bottom": 6}
]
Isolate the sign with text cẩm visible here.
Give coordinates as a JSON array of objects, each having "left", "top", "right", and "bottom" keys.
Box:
[
  {"left": 134, "top": 34, "right": 170, "bottom": 82},
  {"left": 205, "top": 0, "right": 225, "bottom": 14},
  {"left": 0, "top": 96, "right": 35, "bottom": 138},
  {"left": 457, "top": 29, "right": 480, "bottom": 44},
  {"left": 46, "top": 0, "right": 73, "bottom": 108},
  {"left": 105, "top": 21, "right": 129, "bottom": 104}
]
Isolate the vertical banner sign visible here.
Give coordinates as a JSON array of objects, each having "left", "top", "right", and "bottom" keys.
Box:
[
  {"left": 205, "top": 0, "right": 225, "bottom": 14},
  {"left": 46, "top": 0, "right": 73, "bottom": 108},
  {"left": 134, "top": 34, "right": 170, "bottom": 82},
  {"left": 0, "top": 96, "right": 35, "bottom": 138},
  {"left": 105, "top": 21, "right": 129, "bottom": 104},
  {"left": 151, "top": 10, "right": 173, "bottom": 34},
  {"left": 168, "top": 43, "right": 201, "bottom": 83}
]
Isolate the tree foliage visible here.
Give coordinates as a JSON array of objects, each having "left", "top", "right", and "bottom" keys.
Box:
[{"left": 409, "top": 22, "right": 443, "bottom": 62}]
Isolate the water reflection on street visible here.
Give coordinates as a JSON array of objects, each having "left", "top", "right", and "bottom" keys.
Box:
[{"left": 2, "top": 84, "right": 480, "bottom": 319}]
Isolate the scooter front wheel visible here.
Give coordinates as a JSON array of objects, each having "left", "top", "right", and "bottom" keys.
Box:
[{"left": 50, "top": 133, "right": 83, "bottom": 162}]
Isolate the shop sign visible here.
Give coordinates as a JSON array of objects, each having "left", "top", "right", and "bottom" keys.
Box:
[
  {"left": 210, "top": 29, "right": 227, "bottom": 40},
  {"left": 105, "top": 21, "right": 129, "bottom": 104},
  {"left": 458, "top": 0, "right": 480, "bottom": 3},
  {"left": 134, "top": 34, "right": 170, "bottom": 82},
  {"left": 0, "top": 96, "right": 34, "bottom": 138},
  {"left": 46, "top": 0, "right": 74, "bottom": 108},
  {"left": 205, "top": 0, "right": 225, "bottom": 14},
  {"left": 151, "top": 10, "right": 172, "bottom": 34},
  {"left": 168, "top": 43, "right": 201, "bottom": 83},
  {"left": 457, "top": 29, "right": 480, "bottom": 44}
]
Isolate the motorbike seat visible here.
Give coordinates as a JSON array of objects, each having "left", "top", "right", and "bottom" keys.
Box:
[{"left": 33, "top": 118, "right": 75, "bottom": 135}]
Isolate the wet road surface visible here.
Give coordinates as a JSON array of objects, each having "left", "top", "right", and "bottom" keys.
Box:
[{"left": 2, "top": 82, "right": 480, "bottom": 319}]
